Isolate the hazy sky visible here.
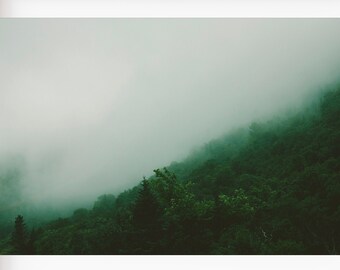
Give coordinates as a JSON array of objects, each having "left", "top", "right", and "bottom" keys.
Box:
[{"left": 1, "top": 19, "right": 340, "bottom": 207}]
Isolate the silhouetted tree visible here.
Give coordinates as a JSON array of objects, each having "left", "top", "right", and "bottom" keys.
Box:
[
  {"left": 132, "top": 179, "right": 160, "bottom": 231},
  {"left": 12, "top": 215, "right": 27, "bottom": 254}
]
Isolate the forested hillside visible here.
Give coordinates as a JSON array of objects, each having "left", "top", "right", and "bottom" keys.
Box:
[{"left": 1, "top": 87, "right": 339, "bottom": 255}]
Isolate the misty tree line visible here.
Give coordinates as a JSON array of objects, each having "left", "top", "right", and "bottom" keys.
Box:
[{"left": 1, "top": 87, "right": 339, "bottom": 254}]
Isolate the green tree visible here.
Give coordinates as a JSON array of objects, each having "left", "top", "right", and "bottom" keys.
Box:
[
  {"left": 12, "top": 215, "right": 27, "bottom": 254},
  {"left": 93, "top": 194, "right": 116, "bottom": 216},
  {"left": 132, "top": 179, "right": 160, "bottom": 231}
]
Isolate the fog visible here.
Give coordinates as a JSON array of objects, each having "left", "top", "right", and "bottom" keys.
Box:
[{"left": 1, "top": 19, "right": 340, "bottom": 208}]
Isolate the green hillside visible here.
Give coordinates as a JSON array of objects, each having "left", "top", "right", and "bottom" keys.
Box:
[{"left": 1, "top": 87, "right": 339, "bottom": 255}]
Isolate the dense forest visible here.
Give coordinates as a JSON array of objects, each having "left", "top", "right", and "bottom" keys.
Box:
[{"left": 0, "top": 87, "right": 339, "bottom": 255}]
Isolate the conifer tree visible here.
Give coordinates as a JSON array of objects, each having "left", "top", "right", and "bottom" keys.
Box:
[
  {"left": 132, "top": 179, "right": 160, "bottom": 231},
  {"left": 12, "top": 215, "right": 27, "bottom": 254}
]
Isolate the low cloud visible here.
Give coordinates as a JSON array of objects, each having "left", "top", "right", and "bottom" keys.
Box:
[{"left": 1, "top": 19, "right": 340, "bottom": 207}]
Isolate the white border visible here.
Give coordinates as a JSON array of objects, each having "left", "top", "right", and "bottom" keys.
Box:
[
  {"left": 1, "top": 1, "right": 339, "bottom": 269},
  {"left": 1, "top": 255, "right": 340, "bottom": 270},
  {"left": 1, "top": 0, "right": 340, "bottom": 17}
]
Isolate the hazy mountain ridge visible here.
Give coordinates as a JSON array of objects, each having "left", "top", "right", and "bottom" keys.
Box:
[{"left": 1, "top": 87, "right": 339, "bottom": 254}]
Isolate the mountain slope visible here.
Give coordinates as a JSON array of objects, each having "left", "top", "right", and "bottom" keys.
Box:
[{"left": 1, "top": 87, "right": 339, "bottom": 255}]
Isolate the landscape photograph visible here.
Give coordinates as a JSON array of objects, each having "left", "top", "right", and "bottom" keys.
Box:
[{"left": 0, "top": 19, "right": 339, "bottom": 255}]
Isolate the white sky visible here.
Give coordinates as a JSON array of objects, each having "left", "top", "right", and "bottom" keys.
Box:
[{"left": 1, "top": 19, "right": 340, "bottom": 206}]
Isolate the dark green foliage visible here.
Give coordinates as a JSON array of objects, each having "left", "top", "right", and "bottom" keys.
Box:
[
  {"left": 1, "top": 87, "right": 339, "bottom": 255},
  {"left": 93, "top": 194, "right": 116, "bottom": 215},
  {"left": 12, "top": 215, "right": 27, "bottom": 254},
  {"left": 132, "top": 179, "right": 161, "bottom": 231}
]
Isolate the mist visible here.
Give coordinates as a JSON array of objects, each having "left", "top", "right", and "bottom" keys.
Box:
[{"left": 1, "top": 19, "right": 340, "bottom": 209}]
